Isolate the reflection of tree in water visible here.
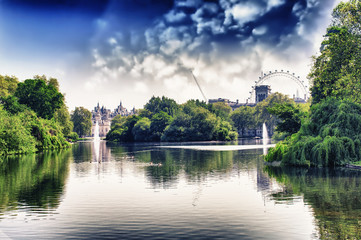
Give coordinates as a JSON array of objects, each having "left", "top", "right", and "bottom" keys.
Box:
[
  {"left": 0, "top": 149, "right": 71, "bottom": 217},
  {"left": 135, "top": 148, "right": 268, "bottom": 189},
  {"left": 183, "top": 150, "right": 234, "bottom": 181},
  {"left": 265, "top": 166, "right": 361, "bottom": 239},
  {"left": 139, "top": 150, "right": 181, "bottom": 189},
  {"left": 71, "top": 142, "right": 92, "bottom": 163},
  {"left": 139, "top": 149, "right": 236, "bottom": 187}
]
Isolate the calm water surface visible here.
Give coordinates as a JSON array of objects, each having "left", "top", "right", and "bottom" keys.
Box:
[{"left": 0, "top": 141, "right": 360, "bottom": 239}]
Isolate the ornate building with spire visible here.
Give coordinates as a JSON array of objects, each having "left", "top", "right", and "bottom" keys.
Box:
[{"left": 91, "top": 101, "right": 136, "bottom": 137}]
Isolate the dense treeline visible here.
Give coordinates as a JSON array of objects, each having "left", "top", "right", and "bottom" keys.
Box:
[
  {"left": 106, "top": 93, "right": 299, "bottom": 143},
  {"left": 266, "top": 1, "right": 361, "bottom": 167},
  {"left": 0, "top": 75, "right": 78, "bottom": 156},
  {"left": 106, "top": 97, "right": 239, "bottom": 142}
]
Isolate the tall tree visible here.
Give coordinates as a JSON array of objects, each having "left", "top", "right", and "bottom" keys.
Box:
[
  {"left": 310, "top": 0, "right": 361, "bottom": 104},
  {"left": 255, "top": 93, "right": 293, "bottom": 134},
  {"left": 211, "top": 102, "right": 232, "bottom": 120},
  {"left": 15, "top": 79, "right": 64, "bottom": 119},
  {"left": 54, "top": 104, "right": 73, "bottom": 136},
  {"left": 150, "top": 111, "right": 173, "bottom": 141},
  {"left": 267, "top": 103, "right": 308, "bottom": 136},
  {"left": 71, "top": 107, "right": 92, "bottom": 137},
  {"left": 230, "top": 106, "right": 255, "bottom": 136},
  {"left": 144, "top": 96, "right": 179, "bottom": 117}
]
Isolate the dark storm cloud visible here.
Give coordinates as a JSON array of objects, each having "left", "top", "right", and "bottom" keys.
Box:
[
  {"left": 86, "top": 0, "right": 340, "bottom": 105},
  {"left": 91, "top": 0, "right": 336, "bottom": 65},
  {"left": 2, "top": 0, "right": 332, "bottom": 53},
  {"left": 1, "top": 0, "right": 110, "bottom": 15}
]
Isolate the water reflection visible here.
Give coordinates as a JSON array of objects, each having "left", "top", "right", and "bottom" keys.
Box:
[
  {"left": 265, "top": 166, "right": 361, "bottom": 239},
  {"left": 3, "top": 141, "right": 359, "bottom": 239},
  {"left": 0, "top": 150, "right": 71, "bottom": 218}
]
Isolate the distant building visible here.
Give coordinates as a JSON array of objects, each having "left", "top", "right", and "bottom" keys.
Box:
[
  {"left": 91, "top": 101, "right": 136, "bottom": 138},
  {"left": 208, "top": 98, "right": 255, "bottom": 111},
  {"left": 255, "top": 85, "right": 271, "bottom": 103}
]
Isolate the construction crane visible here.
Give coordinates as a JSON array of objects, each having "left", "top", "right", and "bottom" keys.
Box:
[{"left": 190, "top": 70, "right": 207, "bottom": 102}]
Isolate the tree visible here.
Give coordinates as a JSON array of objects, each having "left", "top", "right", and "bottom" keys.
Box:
[
  {"left": 33, "top": 75, "right": 60, "bottom": 91},
  {"left": 230, "top": 106, "right": 255, "bottom": 136},
  {"left": 0, "top": 107, "right": 36, "bottom": 155},
  {"left": 0, "top": 75, "right": 18, "bottom": 97},
  {"left": 255, "top": 93, "right": 293, "bottom": 134},
  {"left": 266, "top": 1, "right": 361, "bottom": 167},
  {"left": 310, "top": 0, "right": 361, "bottom": 104},
  {"left": 211, "top": 102, "right": 232, "bottom": 120},
  {"left": 150, "top": 111, "right": 173, "bottom": 141},
  {"left": 15, "top": 79, "right": 64, "bottom": 119},
  {"left": 106, "top": 115, "right": 141, "bottom": 142},
  {"left": 132, "top": 117, "right": 151, "bottom": 141},
  {"left": 0, "top": 95, "right": 28, "bottom": 114},
  {"left": 332, "top": 0, "right": 361, "bottom": 34},
  {"left": 71, "top": 107, "right": 92, "bottom": 137},
  {"left": 267, "top": 103, "right": 309, "bottom": 136},
  {"left": 54, "top": 104, "right": 73, "bottom": 136},
  {"left": 144, "top": 96, "right": 179, "bottom": 117}
]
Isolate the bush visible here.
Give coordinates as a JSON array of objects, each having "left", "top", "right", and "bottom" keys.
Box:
[
  {"left": 267, "top": 99, "right": 361, "bottom": 166},
  {"left": 67, "top": 132, "right": 79, "bottom": 142}
]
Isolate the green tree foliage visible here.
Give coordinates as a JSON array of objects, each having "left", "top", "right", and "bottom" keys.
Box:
[
  {"left": 54, "top": 104, "right": 73, "bottom": 137},
  {"left": 106, "top": 115, "right": 141, "bottom": 142},
  {"left": 107, "top": 96, "right": 237, "bottom": 142},
  {"left": 267, "top": 1, "right": 361, "bottom": 166},
  {"left": 0, "top": 107, "right": 69, "bottom": 156},
  {"left": 162, "top": 101, "right": 237, "bottom": 142},
  {"left": 310, "top": 1, "right": 361, "bottom": 104},
  {"left": 132, "top": 118, "right": 151, "bottom": 142},
  {"left": 71, "top": 107, "right": 92, "bottom": 137},
  {"left": 144, "top": 96, "right": 179, "bottom": 117},
  {"left": 150, "top": 112, "right": 173, "bottom": 141},
  {"left": 15, "top": 79, "right": 64, "bottom": 119},
  {"left": 0, "top": 95, "right": 28, "bottom": 114},
  {"left": 0, "top": 75, "right": 71, "bottom": 156},
  {"left": 0, "top": 75, "right": 18, "bottom": 97},
  {"left": 0, "top": 107, "right": 36, "bottom": 155},
  {"left": 33, "top": 75, "right": 61, "bottom": 91},
  {"left": 332, "top": 0, "right": 361, "bottom": 34},
  {"left": 266, "top": 99, "right": 361, "bottom": 166},
  {"left": 267, "top": 103, "right": 309, "bottom": 136},
  {"left": 230, "top": 106, "right": 255, "bottom": 136},
  {"left": 161, "top": 113, "right": 191, "bottom": 142},
  {"left": 211, "top": 102, "right": 232, "bottom": 120},
  {"left": 255, "top": 93, "right": 293, "bottom": 134}
]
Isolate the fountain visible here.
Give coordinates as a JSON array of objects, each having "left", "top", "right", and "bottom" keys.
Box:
[
  {"left": 263, "top": 123, "right": 269, "bottom": 155},
  {"left": 94, "top": 121, "right": 100, "bottom": 162},
  {"left": 262, "top": 123, "right": 269, "bottom": 144},
  {"left": 94, "top": 121, "right": 100, "bottom": 142}
]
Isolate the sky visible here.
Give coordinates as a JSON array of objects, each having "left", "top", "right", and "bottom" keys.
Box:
[{"left": 0, "top": 0, "right": 343, "bottom": 111}]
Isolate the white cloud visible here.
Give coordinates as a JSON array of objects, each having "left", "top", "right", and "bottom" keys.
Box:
[
  {"left": 267, "top": 0, "right": 285, "bottom": 11},
  {"left": 252, "top": 26, "right": 267, "bottom": 35},
  {"left": 160, "top": 39, "right": 185, "bottom": 55},
  {"left": 229, "top": 3, "right": 261, "bottom": 26},
  {"left": 108, "top": 37, "right": 117, "bottom": 45},
  {"left": 165, "top": 9, "right": 187, "bottom": 23}
]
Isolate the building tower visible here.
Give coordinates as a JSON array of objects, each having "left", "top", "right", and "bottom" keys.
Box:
[{"left": 255, "top": 85, "right": 271, "bottom": 103}]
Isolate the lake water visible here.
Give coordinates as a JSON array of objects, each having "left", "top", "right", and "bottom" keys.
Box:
[{"left": 0, "top": 141, "right": 361, "bottom": 239}]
